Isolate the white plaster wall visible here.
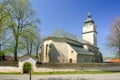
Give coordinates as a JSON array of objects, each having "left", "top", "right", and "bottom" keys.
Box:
[
  {"left": 0, "top": 66, "right": 20, "bottom": 72},
  {"left": 83, "top": 45, "right": 89, "bottom": 50},
  {"left": 43, "top": 40, "right": 53, "bottom": 63},
  {"left": 82, "top": 22, "right": 97, "bottom": 46},
  {"left": 0, "top": 66, "right": 120, "bottom": 73},
  {"left": 82, "top": 32, "right": 96, "bottom": 45},
  {"left": 83, "top": 24, "right": 95, "bottom": 33},
  {"left": 43, "top": 39, "right": 71, "bottom": 63},
  {"left": 53, "top": 42, "right": 68, "bottom": 63}
]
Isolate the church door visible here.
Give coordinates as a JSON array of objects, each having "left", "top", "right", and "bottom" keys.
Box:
[{"left": 69, "top": 59, "right": 72, "bottom": 63}]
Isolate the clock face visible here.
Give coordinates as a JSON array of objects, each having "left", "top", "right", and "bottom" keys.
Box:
[{"left": 85, "top": 26, "right": 92, "bottom": 32}]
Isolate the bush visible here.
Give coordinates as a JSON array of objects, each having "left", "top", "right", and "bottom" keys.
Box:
[
  {"left": 0, "top": 61, "right": 18, "bottom": 66},
  {"left": 0, "top": 51, "right": 5, "bottom": 61},
  {"left": 0, "top": 51, "right": 4, "bottom": 57},
  {"left": 23, "top": 63, "right": 31, "bottom": 73}
]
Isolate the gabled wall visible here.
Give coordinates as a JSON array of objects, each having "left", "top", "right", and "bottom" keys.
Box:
[
  {"left": 42, "top": 38, "right": 69, "bottom": 63},
  {"left": 19, "top": 55, "right": 37, "bottom": 73},
  {"left": 66, "top": 43, "right": 77, "bottom": 63}
]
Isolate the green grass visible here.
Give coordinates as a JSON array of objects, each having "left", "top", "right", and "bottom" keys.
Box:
[
  {"left": 0, "top": 72, "right": 21, "bottom": 74},
  {"left": 33, "top": 71, "right": 120, "bottom": 75},
  {"left": 0, "top": 71, "right": 120, "bottom": 75}
]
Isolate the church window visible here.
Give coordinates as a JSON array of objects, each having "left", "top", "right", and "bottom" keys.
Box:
[
  {"left": 46, "top": 44, "right": 48, "bottom": 57},
  {"left": 71, "top": 51, "right": 74, "bottom": 53},
  {"left": 49, "top": 45, "right": 52, "bottom": 48},
  {"left": 49, "top": 45, "right": 52, "bottom": 50},
  {"left": 69, "top": 58, "right": 72, "bottom": 63}
]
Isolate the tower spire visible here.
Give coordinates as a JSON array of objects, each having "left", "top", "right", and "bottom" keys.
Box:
[
  {"left": 85, "top": 12, "right": 94, "bottom": 23},
  {"left": 88, "top": 12, "right": 91, "bottom": 18}
]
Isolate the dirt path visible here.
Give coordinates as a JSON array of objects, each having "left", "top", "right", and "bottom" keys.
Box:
[{"left": 0, "top": 73, "right": 120, "bottom": 80}]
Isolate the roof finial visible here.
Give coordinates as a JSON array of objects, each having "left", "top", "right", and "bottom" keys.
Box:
[
  {"left": 88, "top": 12, "right": 91, "bottom": 18},
  {"left": 84, "top": 12, "right": 94, "bottom": 23}
]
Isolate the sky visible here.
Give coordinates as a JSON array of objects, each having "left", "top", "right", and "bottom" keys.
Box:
[{"left": 30, "top": 0, "right": 120, "bottom": 57}]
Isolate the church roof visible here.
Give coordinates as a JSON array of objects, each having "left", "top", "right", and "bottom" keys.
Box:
[
  {"left": 19, "top": 54, "right": 35, "bottom": 60},
  {"left": 47, "top": 28, "right": 94, "bottom": 46},
  {"left": 68, "top": 43, "right": 95, "bottom": 55}
]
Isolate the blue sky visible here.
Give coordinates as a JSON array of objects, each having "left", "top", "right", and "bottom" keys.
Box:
[{"left": 30, "top": 0, "right": 120, "bottom": 57}]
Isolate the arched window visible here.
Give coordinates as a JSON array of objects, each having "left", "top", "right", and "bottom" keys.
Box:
[{"left": 46, "top": 44, "right": 48, "bottom": 57}]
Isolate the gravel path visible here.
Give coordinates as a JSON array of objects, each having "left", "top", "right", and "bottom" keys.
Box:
[{"left": 0, "top": 73, "right": 120, "bottom": 80}]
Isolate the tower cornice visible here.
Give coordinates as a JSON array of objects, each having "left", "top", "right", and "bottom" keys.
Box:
[{"left": 82, "top": 31, "right": 97, "bottom": 34}]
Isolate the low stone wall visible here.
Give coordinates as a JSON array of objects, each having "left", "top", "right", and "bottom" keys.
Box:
[
  {"left": 0, "top": 66, "right": 20, "bottom": 73},
  {"left": 36, "top": 63, "right": 120, "bottom": 68},
  {"left": 34, "top": 67, "right": 78, "bottom": 72},
  {"left": 35, "top": 63, "right": 120, "bottom": 72},
  {"left": 34, "top": 66, "right": 120, "bottom": 72},
  {"left": 0, "top": 63, "right": 120, "bottom": 73}
]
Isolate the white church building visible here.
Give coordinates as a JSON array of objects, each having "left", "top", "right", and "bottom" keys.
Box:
[{"left": 40, "top": 12, "right": 103, "bottom": 63}]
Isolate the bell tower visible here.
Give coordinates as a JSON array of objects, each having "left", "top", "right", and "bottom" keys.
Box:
[{"left": 82, "top": 12, "right": 97, "bottom": 45}]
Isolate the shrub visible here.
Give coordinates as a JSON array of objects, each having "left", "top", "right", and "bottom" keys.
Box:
[
  {"left": 0, "top": 51, "right": 5, "bottom": 61},
  {"left": 23, "top": 63, "right": 31, "bottom": 73},
  {"left": 0, "top": 51, "right": 4, "bottom": 57},
  {"left": 0, "top": 61, "right": 18, "bottom": 66}
]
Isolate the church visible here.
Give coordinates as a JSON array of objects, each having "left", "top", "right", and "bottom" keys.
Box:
[{"left": 40, "top": 12, "right": 102, "bottom": 63}]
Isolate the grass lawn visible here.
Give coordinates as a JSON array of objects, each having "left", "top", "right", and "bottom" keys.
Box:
[
  {"left": 0, "top": 72, "right": 21, "bottom": 74},
  {"left": 32, "top": 71, "right": 120, "bottom": 75}
]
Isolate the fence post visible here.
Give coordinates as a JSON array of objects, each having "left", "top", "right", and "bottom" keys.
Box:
[{"left": 29, "top": 70, "right": 31, "bottom": 80}]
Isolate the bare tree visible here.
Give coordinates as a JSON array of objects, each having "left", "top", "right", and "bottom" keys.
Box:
[
  {"left": 7, "top": 0, "right": 40, "bottom": 61},
  {"left": 20, "top": 26, "right": 36, "bottom": 55},
  {"left": 34, "top": 31, "right": 42, "bottom": 58},
  {"left": 20, "top": 26, "right": 41, "bottom": 57},
  {"left": 107, "top": 17, "right": 120, "bottom": 59}
]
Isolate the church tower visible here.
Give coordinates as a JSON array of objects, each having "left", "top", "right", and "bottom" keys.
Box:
[{"left": 82, "top": 12, "right": 97, "bottom": 45}]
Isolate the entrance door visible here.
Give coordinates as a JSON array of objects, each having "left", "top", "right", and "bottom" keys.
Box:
[
  {"left": 23, "top": 62, "right": 32, "bottom": 73},
  {"left": 69, "top": 59, "right": 72, "bottom": 63}
]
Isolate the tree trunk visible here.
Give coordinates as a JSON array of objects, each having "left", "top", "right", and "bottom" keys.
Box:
[
  {"left": 119, "top": 48, "right": 120, "bottom": 60},
  {"left": 29, "top": 41, "right": 33, "bottom": 55},
  {"left": 14, "top": 36, "right": 18, "bottom": 61},
  {"left": 0, "top": 32, "right": 1, "bottom": 51},
  {"left": 36, "top": 45, "right": 39, "bottom": 58},
  {"left": 26, "top": 39, "right": 29, "bottom": 54},
  {"left": 0, "top": 44, "right": 1, "bottom": 51}
]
